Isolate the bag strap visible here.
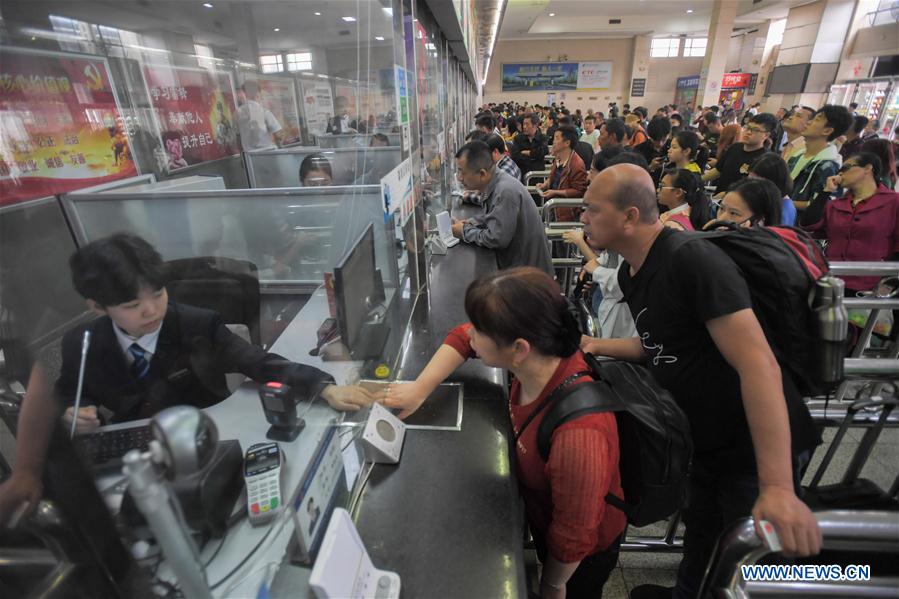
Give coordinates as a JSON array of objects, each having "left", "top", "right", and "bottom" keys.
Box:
[{"left": 513, "top": 370, "right": 592, "bottom": 444}]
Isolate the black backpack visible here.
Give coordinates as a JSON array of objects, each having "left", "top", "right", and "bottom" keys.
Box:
[
  {"left": 517, "top": 353, "right": 693, "bottom": 527},
  {"left": 686, "top": 223, "right": 831, "bottom": 395}
]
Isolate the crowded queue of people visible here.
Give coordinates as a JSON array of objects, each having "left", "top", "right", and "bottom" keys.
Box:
[
  {"left": 1, "top": 90, "right": 896, "bottom": 599},
  {"left": 390, "top": 97, "right": 898, "bottom": 598}
]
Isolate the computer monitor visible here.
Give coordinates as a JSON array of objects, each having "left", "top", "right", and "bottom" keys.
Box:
[{"left": 333, "top": 223, "right": 388, "bottom": 359}]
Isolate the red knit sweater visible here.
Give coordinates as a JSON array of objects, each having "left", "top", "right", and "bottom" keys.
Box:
[{"left": 444, "top": 324, "right": 626, "bottom": 562}]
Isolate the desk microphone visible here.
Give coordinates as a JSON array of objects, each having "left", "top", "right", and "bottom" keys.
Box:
[{"left": 69, "top": 329, "right": 91, "bottom": 439}]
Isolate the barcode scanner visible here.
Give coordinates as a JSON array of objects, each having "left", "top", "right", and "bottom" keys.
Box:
[{"left": 258, "top": 382, "right": 305, "bottom": 442}]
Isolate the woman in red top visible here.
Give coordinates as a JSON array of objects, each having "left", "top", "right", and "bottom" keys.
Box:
[
  {"left": 388, "top": 267, "right": 626, "bottom": 599},
  {"left": 805, "top": 152, "right": 899, "bottom": 295}
]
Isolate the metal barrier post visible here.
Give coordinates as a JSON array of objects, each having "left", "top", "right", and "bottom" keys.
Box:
[{"left": 698, "top": 510, "right": 899, "bottom": 599}]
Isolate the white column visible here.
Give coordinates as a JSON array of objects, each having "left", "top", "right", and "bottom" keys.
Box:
[
  {"left": 698, "top": 0, "right": 738, "bottom": 108},
  {"left": 628, "top": 35, "right": 652, "bottom": 106}
]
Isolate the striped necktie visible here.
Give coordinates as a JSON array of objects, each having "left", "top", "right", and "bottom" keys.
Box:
[{"left": 128, "top": 343, "right": 151, "bottom": 380}]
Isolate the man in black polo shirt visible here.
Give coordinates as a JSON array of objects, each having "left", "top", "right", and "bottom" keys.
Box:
[
  {"left": 579, "top": 164, "right": 821, "bottom": 599},
  {"left": 703, "top": 112, "right": 777, "bottom": 197},
  {"left": 509, "top": 113, "right": 547, "bottom": 180}
]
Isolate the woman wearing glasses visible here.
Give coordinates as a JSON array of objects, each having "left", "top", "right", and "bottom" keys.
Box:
[
  {"left": 658, "top": 168, "right": 711, "bottom": 231},
  {"left": 805, "top": 153, "right": 899, "bottom": 296}
]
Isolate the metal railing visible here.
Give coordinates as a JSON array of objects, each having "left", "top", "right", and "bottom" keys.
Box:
[
  {"left": 698, "top": 510, "right": 899, "bottom": 598},
  {"left": 524, "top": 170, "right": 550, "bottom": 187},
  {"left": 541, "top": 198, "right": 585, "bottom": 224}
]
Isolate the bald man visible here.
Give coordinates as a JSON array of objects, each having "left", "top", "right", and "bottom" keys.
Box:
[{"left": 579, "top": 165, "right": 821, "bottom": 599}]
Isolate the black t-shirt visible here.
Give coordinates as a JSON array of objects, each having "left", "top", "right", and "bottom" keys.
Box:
[
  {"left": 715, "top": 143, "right": 769, "bottom": 194},
  {"left": 618, "top": 228, "right": 819, "bottom": 470}
]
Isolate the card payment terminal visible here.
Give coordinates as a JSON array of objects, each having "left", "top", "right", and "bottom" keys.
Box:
[{"left": 244, "top": 442, "right": 284, "bottom": 525}]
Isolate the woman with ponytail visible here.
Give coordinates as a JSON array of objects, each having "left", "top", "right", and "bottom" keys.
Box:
[
  {"left": 658, "top": 168, "right": 711, "bottom": 230},
  {"left": 388, "top": 267, "right": 626, "bottom": 598}
]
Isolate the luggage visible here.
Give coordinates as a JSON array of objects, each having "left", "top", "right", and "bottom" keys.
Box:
[
  {"left": 689, "top": 223, "right": 833, "bottom": 395},
  {"left": 515, "top": 353, "right": 693, "bottom": 527}
]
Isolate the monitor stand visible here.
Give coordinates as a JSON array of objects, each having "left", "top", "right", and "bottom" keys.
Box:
[{"left": 350, "top": 321, "right": 390, "bottom": 360}]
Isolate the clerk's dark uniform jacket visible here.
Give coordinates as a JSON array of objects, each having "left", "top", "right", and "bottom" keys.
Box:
[
  {"left": 618, "top": 228, "right": 819, "bottom": 471},
  {"left": 56, "top": 302, "right": 333, "bottom": 423}
]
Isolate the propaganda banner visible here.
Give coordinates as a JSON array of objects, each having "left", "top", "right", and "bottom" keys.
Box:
[
  {"left": 143, "top": 64, "right": 239, "bottom": 170},
  {"left": 0, "top": 48, "right": 137, "bottom": 205}
]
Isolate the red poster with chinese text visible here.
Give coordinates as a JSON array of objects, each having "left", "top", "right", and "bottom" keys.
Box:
[
  {"left": 0, "top": 48, "right": 137, "bottom": 206},
  {"left": 142, "top": 65, "right": 239, "bottom": 170}
]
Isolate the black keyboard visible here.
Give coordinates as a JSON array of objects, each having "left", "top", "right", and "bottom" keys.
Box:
[{"left": 75, "top": 424, "right": 153, "bottom": 471}]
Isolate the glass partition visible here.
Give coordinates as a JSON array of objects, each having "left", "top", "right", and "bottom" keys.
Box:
[
  {"left": 62, "top": 186, "right": 398, "bottom": 290},
  {"left": 246, "top": 146, "right": 403, "bottom": 188},
  {"left": 1, "top": 0, "right": 403, "bottom": 192},
  {"left": 0, "top": 197, "right": 89, "bottom": 369}
]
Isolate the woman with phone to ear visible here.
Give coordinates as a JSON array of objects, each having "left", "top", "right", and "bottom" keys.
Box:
[
  {"left": 705, "top": 177, "right": 782, "bottom": 229},
  {"left": 387, "top": 267, "right": 626, "bottom": 599}
]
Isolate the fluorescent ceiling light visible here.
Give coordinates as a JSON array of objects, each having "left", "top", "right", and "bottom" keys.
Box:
[
  {"left": 342, "top": 16, "right": 356, "bottom": 22},
  {"left": 314, "top": 11, "right": 321, "bottom": 16},
  {"left": 273, "top": 27, "right": 280, "bottom": 31},
  {"left": 203, "top": 2, "right": 213, "bottom": 7},
  {"left": 686, "top": 9, "right": 693, "bottom": 13},
  {"left": 481, "top": 0, "right": 507, "bottom": 87},
  {"left": 375, "top": 36, "right": 385, "bottom": 41},
  {"left": 382, "top": 7, "right": 393, "bottom": 16},
  {"left": 548, "top": 12, "right": 555, "bottom": 16}
]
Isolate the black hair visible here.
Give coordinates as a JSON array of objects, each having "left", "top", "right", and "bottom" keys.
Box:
[
  {"left": 815, "top": 105, "right": 853, "bottom": 141},
  {"left": 465, "top": 129, "right": 489, "bottom": 142},
  {"left": 559, "top": 115, "right": 573, "bottom": 126},
  {"left": 506, "top": 116, "right": 520, "bottom": 135},
  {"left": 633, "top": 106, "right": 648, "bottom": 120},
  {"left": 859, "top": 140, "right": 896, "bottom": 186},
  {"left": 455, "top": 140, "right": 494, "bottom": 172},
  {"left": 601, "top": 118, "right": 627, "bottom": 143},
  {"left": 525, "top": 113, "right": 541, "bottom": 127},
  {"left": 850, "top": 115, "right": 869, "bottom": 135},
  {"left": 584, "top": 115, "right": 596, "bottom": 123},
  {"left": 673, "top": 130, "right": 700, "bottom": 161},
  {"left": 849, "top": 102, "right": 858, "bottom": 109},
  {"left": 749, "top": 112, "right": 778, "bottom": 135},
  {"left": 476, "top": 113, "right": 495, "bottom": 130},
  {"left": 662, "top": 168, "right": 710, "bottom": 231},
  {"left": 670, "top": 114, "right": 683, "bottom": 126},
  {"left": 847, "top": 152, "right": 884, "bottom": 183},
  {"left": 606, "top": 151, "right": 649, "bottom": 171},
  {"left": 70, "top": 233, "right": 167, "bottom": 307},
  {"left": 727, "top": 178, "right": 782, "bottom": 226},
  {"left": 485, "top": 133, "right": 507, "bottom": 155},
  {"left": 646, "top": 116, "right": 672, "bottom": 142},
  {"left": 592, "top": 145, "right": 627, "bottom": 171},
  {"left": 299, "top": 152, "right": 332, "bottom": 184},
  {"left": 555, "top": 124, "right": 578, "bottom": 148},
  {"left": 465, "top": 267, "right": 580, "bottom": 357},
  {"left": 370, "top": 133, "right": 390, "bottom": 146},
  {"left": 703, "top": 112, "right": 720, "bottom": 125},
  {"left": 799, "top": 105, "right": 816, "bottom": 119},
  {"left": 748, "top": 153, "right": 793, "bottom": 197}
]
